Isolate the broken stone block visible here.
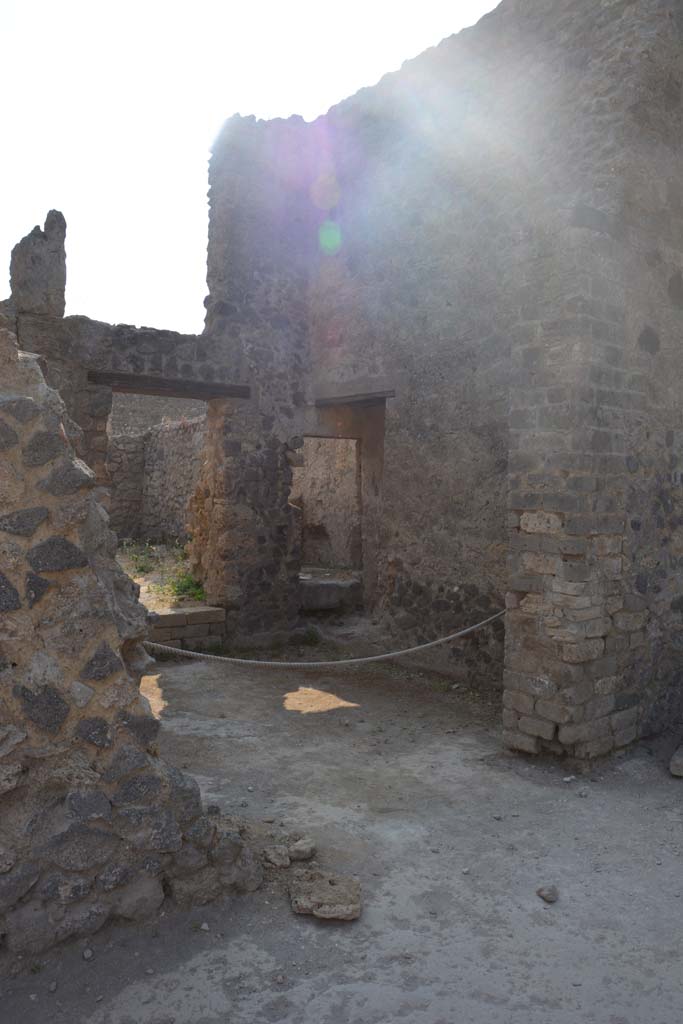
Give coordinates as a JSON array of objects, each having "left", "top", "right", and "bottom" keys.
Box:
[
  {"left": 288, "top": 838, "right": 316, "bottom": 862},
  {"left": 289, "top": 870, "right": 361, "bottom": 921},
  {"left": 219, "top": 847, "right": 263, "bottom": 893},
  {"left": 111, "top": 875, "right": 165, "bottom": 921},
  {"left": 264, "top": 845, "right": 291, "bottom": 868}
]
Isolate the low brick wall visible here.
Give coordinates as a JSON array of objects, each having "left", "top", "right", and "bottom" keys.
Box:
[{"left": 148, "top": 605, "right": 226, "bottom": 651}]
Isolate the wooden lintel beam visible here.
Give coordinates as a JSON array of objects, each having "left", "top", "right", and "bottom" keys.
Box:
[
  {"left": 87, "top": 371, "right": 250, "bottom": 401},
  {"left": 314, "top": 389, "right": 395, "bottom": 408}
]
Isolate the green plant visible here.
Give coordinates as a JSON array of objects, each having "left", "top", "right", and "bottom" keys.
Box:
[
  {"left": 122, "top": 540, "right": 159, "bottom": 576},
  {"left": 168, "top": 570, "right": 206, "bottom": 603},
  {"left": 292, "top": 627, "right": 321, "bottom": 647}
]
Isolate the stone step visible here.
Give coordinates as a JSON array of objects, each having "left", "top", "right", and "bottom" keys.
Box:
[{"left": 299, "top": 577, "right": 362, "bottom": 612}]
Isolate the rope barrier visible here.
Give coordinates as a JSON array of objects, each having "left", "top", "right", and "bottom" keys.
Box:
[{"left": 143, "top": 609, "right": 506, "bottom": 669}]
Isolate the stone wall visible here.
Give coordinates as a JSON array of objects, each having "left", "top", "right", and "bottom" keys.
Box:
[
  {"left": 142, "top": 417, "right": 207, "bottom": 541},
  {"left": 106, "top": 433, "right": 146, "bottom": 539},
  {"left": 290, "top": 437, "right": 361, "bottom": 568},
  {"left": 107, "top": 417, "right": 207, "bottom": 542},
  {"left": 109, "top": 393, "right": 205, "bottom": 436},
  {"left": 201, "top": 0, "right": 683, "bottom": 714},
  {"left": 0, "top": 323, "right": 260, "bottom": 955},
  {"left": 188, "top": 401, "right": 302, "bottom": 640}
]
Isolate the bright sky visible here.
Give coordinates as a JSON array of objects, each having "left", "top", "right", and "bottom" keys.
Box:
[{"left": 1, "top": 1, "right": 496, "bottom": 333}]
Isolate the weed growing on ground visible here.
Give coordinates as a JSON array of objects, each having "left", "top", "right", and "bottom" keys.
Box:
[
  {"left": 121, "top": 540, "right": 159, "bottom": 575},
  {"left": 168, "top": 570, "right": 206, "bottom": 603}
]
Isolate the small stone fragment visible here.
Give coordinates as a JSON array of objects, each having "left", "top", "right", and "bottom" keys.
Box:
[
  {"left": 536, "top": 885, "right": 559, "bottom": 904},
  {"left": 27, "top": 537, "right": 88, "bottom": 572},
  {"left": 14, "top": 685, "right": 69, "bottom": 733},
  {"left": 288, "top": 838, "right": 316, "bottom": 862},
  {"left": 0, "top": 572, "right": 21, "bottom": 612},
  {"left": 289, "top": 870, "right": 361, "bottom": 921},
  {"left": 669, "top": 745, "right": 683, "bottom": 778},
  {"left": 80, "top": 642, "right": 123, "bottom": 682},
  {"left": 22, "top": 431, "right": 65, "bottom": 467},
  {"left": 200, "top": 921, "right": 210, "bottom": 931},
  {"left": 75, "top": 718, "right": 112, "bottom": 749},
  {"left": 0, "top": 397, "right": 39, "bottom": 423},
  {"left": 82, "top": 948, "right": 94, "bottom": 961},
  {"left": 264, "top": 845, "right": 291, "bottom": 868},
  {"left": 70, "top": 681, "right": 94, "bottom": 709},
  {"left": 0, "top": 506, "right": 49, "bottom": 537},
  {"left": 0, "top": 845, "right": 16, "bottom": 874},
  {"left": 48, "top": 980, "right": 57, "bottom": 993},
  {"left": 0, "top": 418, "right": 19, "bottom": 451},
  {"left": 38, "top": 458, "right": 95, "bottom": 496},
  {"left": 25, "top": 572, "right": 51, "bottom": 608}
]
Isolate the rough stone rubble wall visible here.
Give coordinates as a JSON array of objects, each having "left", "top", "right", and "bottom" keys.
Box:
[
  {"left": 106, "top": 432, "right": 146, "bottom": 539},
  {"left": 109, "top": 393, "right": 205, "bottom": 437},
  {"left": 188, "top": 401, "right": 302, "bottom": 640},
  {"left": 290, "top": 437, "right": 361, "bottom": 569},
  {"left": 107, "top": 418, "right": 207, "bottom": 542},
  {"left": 0, "top": 324, "right": 260, "bottom": 956}
]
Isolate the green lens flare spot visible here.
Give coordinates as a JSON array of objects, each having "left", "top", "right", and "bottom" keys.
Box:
[{"left": 319, "top": 220, "right": 342, "bottom": 255}]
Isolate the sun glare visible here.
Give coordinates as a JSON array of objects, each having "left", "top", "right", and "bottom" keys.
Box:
[{"left": 0, "top": 1, "right": 497, "bottom": 333}]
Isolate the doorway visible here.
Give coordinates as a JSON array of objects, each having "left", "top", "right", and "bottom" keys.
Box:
[{"left": 290, "top": 436, "right": 363, "bottom": 613}]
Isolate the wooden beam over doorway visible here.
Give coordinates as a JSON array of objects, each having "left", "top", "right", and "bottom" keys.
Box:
[
  {"left": 314, "top": 389, "right": 395, "bottom": 408},
  {"left": 87, "top": 371, "right": 250, "bottom": 401}
]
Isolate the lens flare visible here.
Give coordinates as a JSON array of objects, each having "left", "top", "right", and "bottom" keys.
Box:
[{"left": 319, "top": 220, "right": 342, "bottom": 255}]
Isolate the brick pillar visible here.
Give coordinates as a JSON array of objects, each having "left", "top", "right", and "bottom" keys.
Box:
[{"left": 504, "top": 224, "right": 636, "bottom": 758}]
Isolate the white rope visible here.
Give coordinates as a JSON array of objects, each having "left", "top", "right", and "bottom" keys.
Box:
[{"left": 143, "top": 609, "right": 506, "bottom": 669}]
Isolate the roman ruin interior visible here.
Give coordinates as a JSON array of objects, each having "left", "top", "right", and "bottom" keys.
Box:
[{"left": 2, "top": 0, "right": 683, "bottom": 1014}]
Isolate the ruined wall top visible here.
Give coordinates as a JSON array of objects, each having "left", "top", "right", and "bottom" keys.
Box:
[{"left": 8, "top": 210, "right": 66, "bottom": 318}]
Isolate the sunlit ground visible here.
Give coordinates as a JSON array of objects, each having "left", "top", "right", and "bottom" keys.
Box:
[
  {"left": 141, "top": 673, "right": 167, "bottom": 718},
  {"left": 283, "top": 687, "right": 360, "bottom": 714}
]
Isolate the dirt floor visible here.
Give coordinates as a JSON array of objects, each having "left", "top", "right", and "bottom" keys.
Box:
[{"left": 3, "top": 622, "right": 683, "bottom": 1024}]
